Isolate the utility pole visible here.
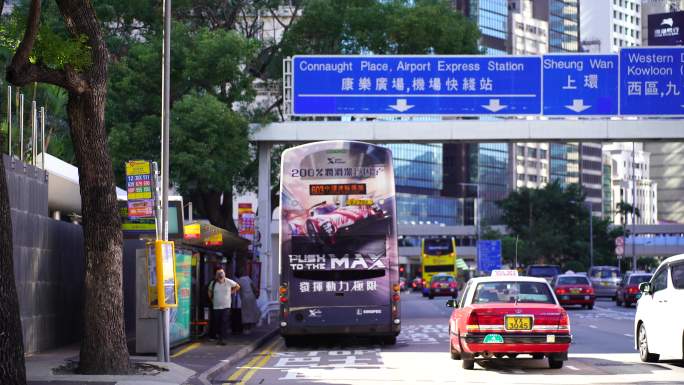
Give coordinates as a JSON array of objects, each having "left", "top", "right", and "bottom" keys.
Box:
[{"left": 158, "top": 0, "right": 172, "bottom": 363}]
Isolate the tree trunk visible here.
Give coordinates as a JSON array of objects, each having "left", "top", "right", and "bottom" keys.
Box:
[
  {"left": 193, "top": 189, "right": 238, "bottom": 233},
  {"left": 0, "top": 147, "right": 27, "bottom": 385},
  {"left": 69, "top": 92, "right": 130, "bottom": 374},
  {"left": 5, "top": 0, "right": 130, "bottom": 374}
]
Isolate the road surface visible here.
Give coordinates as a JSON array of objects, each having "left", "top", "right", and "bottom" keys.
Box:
[{"left": 212, "top": 292, "right": 684, "bottom": 384}]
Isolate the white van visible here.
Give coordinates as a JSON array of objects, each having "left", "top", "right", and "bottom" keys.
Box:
[{"left": 634, "top": 254, "right": 684, "bottom": 362}]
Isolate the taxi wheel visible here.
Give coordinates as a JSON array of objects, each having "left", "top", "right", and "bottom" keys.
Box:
[
  {"left": 532, "top": 353, "right": 544, "bottom": 360},
  {"left": 462, "top": 358, "right": 475, "bottom": 370},
  {"left": 638, "top": 324, "right": 660, "bottom": 363},
  {"left": 616, "top": 295, "right": 623, "bottom": 307},
  {"left": 548, "top": 357, "right": 563, "bottom": 369},
  {"left": 587, "top": 303, "right": 594, "bottom": 310}
]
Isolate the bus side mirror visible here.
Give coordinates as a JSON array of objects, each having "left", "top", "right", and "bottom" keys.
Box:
[
  {"left": 446, "top": 299, "right": 459, "bottom": 308},
  {"left": 639, "top": 282, "right": 652, "bottom": 295}
]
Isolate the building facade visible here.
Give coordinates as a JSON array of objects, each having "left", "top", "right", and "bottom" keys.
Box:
[
  {"left": 644, "top": 142, "right": 684, "bottom": 223},
  {"left": 604, "top": 143, "right": 658, "bottom": 225},
  {"left": 580, "top": 0, "right": 642, "bottom": 53}
]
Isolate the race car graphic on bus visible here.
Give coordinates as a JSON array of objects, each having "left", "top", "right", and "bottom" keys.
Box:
[{"left": 279, "top": 141, "right": 400, "bottom": 346}]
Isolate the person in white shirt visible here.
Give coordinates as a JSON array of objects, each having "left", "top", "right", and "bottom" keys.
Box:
[{"left": 208, "top": 268, "right": 240, "bottom": 345}]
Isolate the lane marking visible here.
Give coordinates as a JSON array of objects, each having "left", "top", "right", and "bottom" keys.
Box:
[
  {"left": 589, "top": 325, "right": 598, "bottom": 329},
  {"left": 224, "top": 339, "right": 281, "bottom": 384},
  {"left": 239, "top": 343, "right": 278, "bottom": 384},
  {"left": 170, "top": 342, "right": 201, "bottom": 358},
  {"left": 566, "top": 365, "right": 579, "bottom": 371},
  {"left": 512, "top": 369, "right": 525, "bottom": 374},
  {"left": 624, "top": 333, "right": 633, "bottom": 337}
]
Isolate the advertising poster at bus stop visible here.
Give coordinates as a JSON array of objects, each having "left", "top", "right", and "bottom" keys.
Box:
[
  {"left": 170, "top": 249, "right": 191, "bottom": 344},
  {"left": 279, "top": 141, "right": 398, "bottom": 320}
]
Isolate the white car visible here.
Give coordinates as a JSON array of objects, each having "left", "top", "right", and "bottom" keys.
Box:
[{"left": 634, "top": 254, "right": 684, "bottom": 362}]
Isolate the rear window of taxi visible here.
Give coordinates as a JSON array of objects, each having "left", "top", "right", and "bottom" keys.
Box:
[
  {"left": 557, "top": 276, "right": 590, "bottom": 285},
  {"left": 472, "top": 281, "right": 555, "bottom": 304}
]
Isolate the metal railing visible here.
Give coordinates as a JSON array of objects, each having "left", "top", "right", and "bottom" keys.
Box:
[{"left": 4, "top": 85, "right": 48, "bottom": 169}]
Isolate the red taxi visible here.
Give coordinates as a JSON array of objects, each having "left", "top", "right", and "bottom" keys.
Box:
[
  {"left": 447, "top": 272, "right": 571, "bottom": 370},
  {"left": 551, "top": 273, "right": 595, "bottom": 309}
]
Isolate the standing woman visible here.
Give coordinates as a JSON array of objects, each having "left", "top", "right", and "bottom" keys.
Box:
[{"left": 236, "top": 269, "right": 261, "bottom": 334}]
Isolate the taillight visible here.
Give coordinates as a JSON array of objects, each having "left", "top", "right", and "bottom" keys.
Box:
[
  {"left": 412, "top": 283, "right": 416, "bottom": 288},
  {"left": 556, "top": 288, "right": 567, "bottom": 295},
  {"left": 279, "top": 285, "right": 288, "bottom": 303},
  {"left": 466, "top": 311, "right": 480, "bottom": 332},
  {"left": 449, "top": 282, "right": 457, "bottom": 288},
  {"left": 628, "top": 287, "right": 639, "bottom": 295},
  {"left": 558, "top": 309, "right": 570, "bottom": 332},
  {"left": 586, "top": 287, "right": 594, "bottom": 294},
  {"left": 432, "top": 283, "right": 439, "bottom": 289}
]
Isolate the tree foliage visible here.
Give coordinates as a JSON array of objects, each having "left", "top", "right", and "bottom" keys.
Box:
[{"left": 497, "top": 181, "right": 619, "bottom": 271}]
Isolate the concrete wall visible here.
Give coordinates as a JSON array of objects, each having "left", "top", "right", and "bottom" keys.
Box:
[{"left": 5, "top": 155, "right": 85, "bottom": 354}]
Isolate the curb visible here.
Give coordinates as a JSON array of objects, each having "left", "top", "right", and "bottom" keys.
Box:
[{"left": 196, "top": 327, "right": 280, "bottom": 385}]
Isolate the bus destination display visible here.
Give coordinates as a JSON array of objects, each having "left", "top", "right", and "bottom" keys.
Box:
[{"left": 309, "top": 183, "right": 367, "bottom": 196}]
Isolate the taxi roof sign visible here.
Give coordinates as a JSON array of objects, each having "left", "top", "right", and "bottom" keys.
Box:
[{"left": 491, "top": 269, "right": 518, "bottom": 277}]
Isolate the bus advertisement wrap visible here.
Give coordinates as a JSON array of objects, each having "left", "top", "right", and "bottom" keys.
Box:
[{"left": 279, "top": 141, "right": 400, "bottom": 343}]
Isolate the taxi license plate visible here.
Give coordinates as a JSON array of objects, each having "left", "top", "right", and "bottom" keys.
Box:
[
  {"left": 440, "top": 284, "right": 448, "bottom": 288},
  {"left": 570, "top": 288, "right": 581, "bottom": 294},
  {"left": 505, "top": 316, "right": 533, "bottom": 331}
]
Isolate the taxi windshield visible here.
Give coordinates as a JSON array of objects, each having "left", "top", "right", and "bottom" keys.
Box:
[{"left": 472, "top": 281, "right": 555, "bottom": 304}]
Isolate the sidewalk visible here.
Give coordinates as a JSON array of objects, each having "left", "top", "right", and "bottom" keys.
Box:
[{"left": 26, "top": 322, "right": 279, "bottom": 385}]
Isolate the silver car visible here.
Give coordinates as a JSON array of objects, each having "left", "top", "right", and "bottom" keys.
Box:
[{"left": 589, "top": 266, "right": 621, "bottom": 299}]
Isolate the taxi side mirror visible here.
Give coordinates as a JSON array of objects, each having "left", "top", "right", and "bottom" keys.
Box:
[
  {"left": 446, "top": 299, "right": 459, "bottom": 308},
  {"left": 639, "top": 282, "right": 652, "bottom": 295}
]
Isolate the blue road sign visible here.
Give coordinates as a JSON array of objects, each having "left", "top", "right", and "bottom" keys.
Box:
[
  {"left": 292, "top": 56, "right": 542, "bottom": 116},
  {"left": 543, "top": 54, "right": 619, "bottom": 115},
  {"left": 477, "top": 240, "right": 502, "bottom": 274},
  {"left": 620, "top": 47, "right": 684, "bottom": 116}
]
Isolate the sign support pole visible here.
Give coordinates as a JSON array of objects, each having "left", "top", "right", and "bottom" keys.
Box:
[{"left": 157, "top": 0, "right": 172, "bottom": 363}]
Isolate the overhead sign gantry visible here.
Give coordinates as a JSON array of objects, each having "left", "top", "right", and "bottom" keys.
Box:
[{"left": 288, "top": 47, "right": 684, "bottom": 117}]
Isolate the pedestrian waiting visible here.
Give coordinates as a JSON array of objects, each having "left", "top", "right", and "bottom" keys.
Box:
[{"left": 208, "top": 267, "right": 240, "bottom": 345}]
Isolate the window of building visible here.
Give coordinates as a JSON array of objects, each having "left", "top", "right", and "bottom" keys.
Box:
[
  {"left": 517, "top": 173, "right": 525, "bottom": 181},
  {"left": 516, "top": 145, "right": 525, "bottom": 155},
  {"left": 527, "top": 160, "right": 538, "bottom": 168},
  {"left": 636, "top": 4, "right": 639, "bottom": 12},
  {"left": 636, "top": 17, "right": 640, "bottom": 25},
  {"left": 614, "top": 24, "right": 617, "bottom": 32},
  {"left": 528, "top": 148, "right": 538, "bottom": 158},
  {"left": 540, "top": 149, "right": 548, "bottom": 158},
  {"left": 636, "top": 30, "right": 640, "bottom": 39},
  {"left": 613, "top": 10, "right": 617, "bottom": 18},
  {"left": 528, "top": 175, "right": 538, "bottom": 182},
  {"left": 619, "top": 25, "right": 623, "bottom": 33}
]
